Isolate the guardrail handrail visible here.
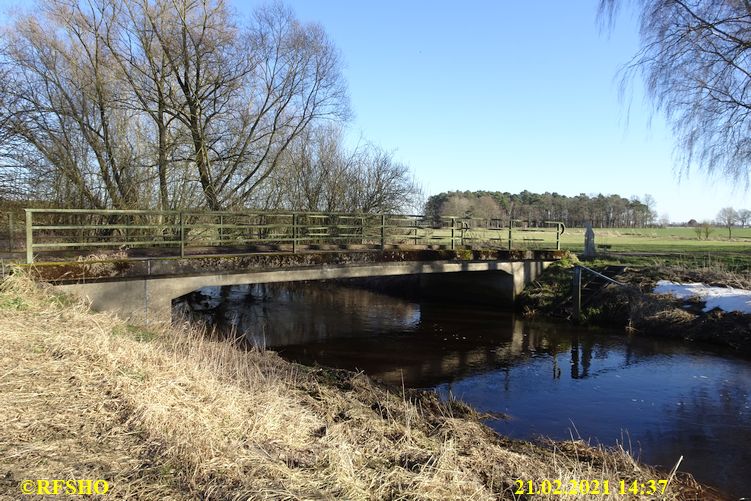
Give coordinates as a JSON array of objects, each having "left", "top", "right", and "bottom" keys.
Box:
[
  {"left": 571, "top": 264, "right": 632, "bottom": 321},
  {"left": 22, "top": 208, "right": 565, "bottom": 264},
  {"left": 574, "top": 264, "right": 628, "bottom": 287}
]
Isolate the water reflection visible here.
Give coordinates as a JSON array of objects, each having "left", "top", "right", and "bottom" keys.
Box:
[
  {"left": 180, "top": 283, "right": 420, "bottom": 347},
  {"left": 179, "top": 281, "right": 751, "bottom": 498}
]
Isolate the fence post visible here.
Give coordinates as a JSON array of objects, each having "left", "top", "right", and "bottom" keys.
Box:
[
  {"left": 556, "top": 223, "right": 561, "bottom": 250},
  {"left": 219, "top": 214, "right": 224, "bottom": 245},
  {"left": 450, "top": 217, "right": 455, "bottom": 250},
  {"left": 361, "top": 216, "right": 365, "bottom": 245},
  {"left": 25, "top": 209, "right": 33, "bottom": 264},
  {"left": 380, "top": 214, "right": 386, "bottom": 250},
  {"left": 292, "top": 213, "right": 297, "bottom": 253},
  {"left": 572, "top": 265, "right": 582, "bottom": 321},
  {"left": 179, "top": 211, "right": 185, "bottom": 258},
  {"left": 460, "top": 220, "right": 465, "bottom": 247}
]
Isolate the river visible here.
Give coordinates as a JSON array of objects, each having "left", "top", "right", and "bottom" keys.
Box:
[{"left": 177, "top": 280, "right": 751, "bottom": 498}]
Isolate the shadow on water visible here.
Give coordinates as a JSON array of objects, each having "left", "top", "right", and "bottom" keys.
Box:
[{"left": 176, "top": 280, "right": 751, "bottom": 498}]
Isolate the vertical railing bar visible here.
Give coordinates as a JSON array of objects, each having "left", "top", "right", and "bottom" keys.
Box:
[
  {"left": 219, "top": 214, "right": 224, "bottom": 246},
  {"left": 124, "top": 213, "right": 129, "bottom": 247},
  {"left": 450, "top": 217, "right": 455, "bottom": 250},
  {"left": 292, "top": 213, "right": 297, "bottom": 253},
  {"left": 508, "top": 221, "right": 513, "bottom": 251},
  {"left": 179, "top": 211, "right": 185, "bottom": 258},
  {"left": 380, "top": 214, "right": 386, "bottom": 250},
  {"left": 573, "top": 265, "right": 582, "bottom": 321},
  {"left": 25, "top": 209, "right": 33, "bottom": 264}
]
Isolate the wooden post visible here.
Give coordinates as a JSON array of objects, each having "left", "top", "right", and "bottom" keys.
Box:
[
  {"left": 361, "top": 216, "right": 365, "bottom": 245},
  {"left": 292, "top": 213, "right": 297, "bottom": 253},
  {"left": 380, "top": 214, "right": 386, "bottom": 250},
  {"left": 450, "top": 217, "right": 455, "bottom": 250},
  {"left": 25, "top": 209, "right": 33, "bottom": 264},
  {"left": 556, "top": 223, "right": 561, "bottom": 250},
  {"left": 219, "top": 214, "right": 224, "bottom": 245},
  {"left": 572, "top": 266, "right": 582, "bottom": 321},
  {"left": 179, "top": 211, "right": 185, "bottom": 258},
  {"left": 413, "top": 218, "right": 418, "bottom": 245}
]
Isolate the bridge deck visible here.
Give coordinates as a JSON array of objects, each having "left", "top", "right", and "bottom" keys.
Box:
[{"left": 23, "top": 248, "right": 564, "bottom": 284}]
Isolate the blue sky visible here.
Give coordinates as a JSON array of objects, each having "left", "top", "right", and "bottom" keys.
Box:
[
  {"left": 1, "top": 0, "right": 746, "bottom": 221},
  {"left": 239, "top": 0, "right": 749, "bottom": 222}
]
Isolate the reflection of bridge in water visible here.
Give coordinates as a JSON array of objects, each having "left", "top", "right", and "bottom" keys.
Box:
[
  {"left": 7, "top": 208, "right": 564, "bottom": 323},
  {"left": 373, "top": 315, "right": 655, "bottom": 387},
  {"left": 226, "top": 286, "right": 673, "bottom": 389}
]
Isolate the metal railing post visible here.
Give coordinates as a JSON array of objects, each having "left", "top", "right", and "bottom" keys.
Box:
[
  {"left": 450, "top": 217, "right": 455, "bottom": 250},
  {"left": 179, "top": 211, "right": 185, "bottom": 258},
  {"left": 25, "top": 209, "right": 33, "bottom": 264},
  {"left": 292, "top": 213, "right": 297, "bottom": 253},
  {"left": 508, "top": 223, "right": 512, "bottom": 251},
  {"left": 380, "top": 214, "right": 386, "bottom": 250},
  {"left": 572, "top": 265, "right": 582, "bottom": 321}
]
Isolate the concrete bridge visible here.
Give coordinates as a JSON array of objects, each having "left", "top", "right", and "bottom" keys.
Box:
[
  {"left": 7, "top": 208, "right": 564, "bottom": 323},
  {"left": 53, "top": 251, "right": 557, "bottom": 323}
]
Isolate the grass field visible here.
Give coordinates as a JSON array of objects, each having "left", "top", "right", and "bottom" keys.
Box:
[
  {"left": 560, "top": 226, "right": 751, "bottom": 252},
  {"left": 441, "top": 225, "right": 751, "bottom": 270}
]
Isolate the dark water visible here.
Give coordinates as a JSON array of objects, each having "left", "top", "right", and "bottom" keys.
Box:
[{"left": 178, "top": 282, "right": 751, "bottom": 498}]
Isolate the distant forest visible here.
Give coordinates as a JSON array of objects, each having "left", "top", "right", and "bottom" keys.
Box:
[{"left": 424, "top": 191, "right": 656, "bottom": 228}]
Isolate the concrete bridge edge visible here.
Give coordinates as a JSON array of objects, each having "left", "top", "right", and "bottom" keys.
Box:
[{"left": 55, "top": 260, "right": 552, "bottom": 325}]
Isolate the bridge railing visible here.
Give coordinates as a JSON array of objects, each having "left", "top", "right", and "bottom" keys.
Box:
[{"left": 21, "top": 208, "right": 564, "bottom": 263}]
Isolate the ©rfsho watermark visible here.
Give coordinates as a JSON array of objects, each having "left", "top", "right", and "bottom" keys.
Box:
[{"left": 20, "top": 479, "right": 109, "bottom": 495}]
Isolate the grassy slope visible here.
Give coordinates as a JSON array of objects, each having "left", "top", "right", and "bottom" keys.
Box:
[{"left": 0, "top": 276, "right": 714, "bottom": 500}]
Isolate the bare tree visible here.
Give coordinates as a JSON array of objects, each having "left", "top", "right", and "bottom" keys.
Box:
[
  {"left": 738, "top": 208, "right": 751, "bottom": 228},
  {"left": 0, "top": 0, "right": 349, "bottom": 210},
  {"left": 659, "top": 213, "right": 670, "bottom": 227},
  {"left": 0, "top": 0, "right": 145, "bottom": 208},
  {"left": 600, "top": 1, "right": 751, "bottom": 185},
  {"left": 441, "top": 195, "right": 472, "bottom": 218},
  {"left": 717, "top": 207, "right": 738, "bottom": 239},
  {"left": 265, "top": 125, "right": 421, "bottom": 214}
]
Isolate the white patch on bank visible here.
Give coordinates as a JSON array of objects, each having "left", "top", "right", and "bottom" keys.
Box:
[{"left": 654, "top": 280, "right": 751, "bottom": 314}]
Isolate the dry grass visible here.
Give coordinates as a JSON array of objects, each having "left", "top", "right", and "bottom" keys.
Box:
[{"left": 0, "top": 274, "right": 717, "bottom": 500}]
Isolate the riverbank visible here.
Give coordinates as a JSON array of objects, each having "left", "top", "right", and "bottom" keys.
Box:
[
  {"left": 0, "top": 275, "right": 719, "bottom": 500},
  {"left": 518, "top": 253, "right": 751, "bottom": 355}
]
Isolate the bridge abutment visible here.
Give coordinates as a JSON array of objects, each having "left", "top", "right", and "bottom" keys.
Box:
[{"left": 419, "top": 261, "right": 548, "bottom": 306}]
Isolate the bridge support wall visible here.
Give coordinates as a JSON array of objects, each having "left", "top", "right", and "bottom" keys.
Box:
[{"left": 55, "top": 260, "right": 551, "bottom": 324}]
